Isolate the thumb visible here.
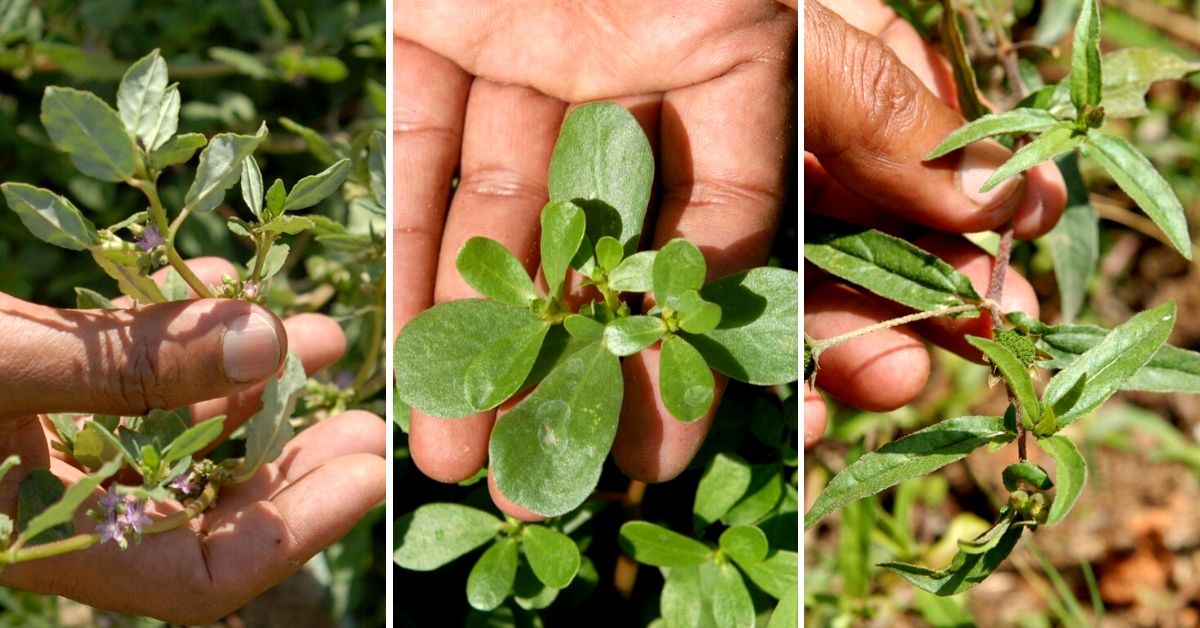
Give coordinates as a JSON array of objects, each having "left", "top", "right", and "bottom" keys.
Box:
[
  {"left": 804, "top": 0, "right": 1024, "bottom": 233},
  {"left": 0, "top": 294, "right": 287, "bottom": 421}
]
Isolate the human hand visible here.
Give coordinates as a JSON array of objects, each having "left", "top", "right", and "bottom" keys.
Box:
[
  {"left": 0, "top": 258, "right": 386, "bottom": 623},
  {"left": 393, "top": 0, "right": 796, "bottom": 518},
  {"left": 802, "top": 0, "right": 1068, "bottom": 447}
]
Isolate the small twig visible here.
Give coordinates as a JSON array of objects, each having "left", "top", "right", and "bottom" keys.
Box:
[{"left": 809, "top": 303, "right": 989, "bottom": 354}]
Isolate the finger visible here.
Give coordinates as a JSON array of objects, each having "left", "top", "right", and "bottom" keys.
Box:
[
  {"left": 804, "top": 385, "right": 827, "bottom": 448},
  {"left": 0, "top": 295, "right": 286, "bottom": 421},
  {"left": 110, "top": 257, "right": 239, "bottom": 309},
  {"left": 805, "top": 0, "right": 1026, "bottom": 233},
  {"left": 189, "top": 313, "right": 346, "bottom": 438},
  {"left": 487, "top": 469, "right": 545, "bottom": 523},
  {"left": 393, "top": 38, "right": 471, "bottom": 333},
  {"left": 806, "top": 282, "right": 931, "bottom": 412},
  {"left": 611, "top": 48, "right": 793, "bottom": 483},
  {"left": 409, "top": 79, "right": 565, "bottom": 485}
]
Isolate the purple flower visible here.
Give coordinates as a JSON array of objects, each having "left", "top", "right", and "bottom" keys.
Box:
[
  {"left": 97, "top": 517, "right": 125, "bottom": 548},
  {"left": 169, "top": 473, "right": 197, "bottom": 495},
  {"left": 136, "top": 224, "right": 166, "bottom": 252},
  {"left": 98, "top": 486, "right": 121, "bottom": 515},
  {"left": 120, "top": 498, "right": 151, "bottom": 535}
]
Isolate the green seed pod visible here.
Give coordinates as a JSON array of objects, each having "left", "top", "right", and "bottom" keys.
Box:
[
  {"left": 1028, "top": 492, "right": 1050, "bottom": 525},
  {"left": 804, "top": 343, "right": 814, "bottom": 381},
  {"left": 1007, "top": 489, "right": 1030, "bottom": 513},
  {"left": 1002, "top": 461, "right": 1054, "bottom": 492},
  {"left": 993, "top": 327, "right": 1038, "bottom": 368}
]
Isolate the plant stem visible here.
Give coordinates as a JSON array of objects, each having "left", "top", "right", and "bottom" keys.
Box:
[
  {"left": 250, "top": 233, "right": 276, "bottom": 283},
  {"left": 133, "top": 179, "right": 214, "bottom": 299},
  {"left": 809, "top": 303, "right": 988, "bottom": 354}
]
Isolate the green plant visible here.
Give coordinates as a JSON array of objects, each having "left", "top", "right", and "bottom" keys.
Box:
[{"left": 806, "top": 0, "right": 1200, "bottom": 597}]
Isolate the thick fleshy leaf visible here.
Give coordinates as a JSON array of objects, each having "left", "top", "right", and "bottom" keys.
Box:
[
  {"left": 491, "top": 341, "right": 622, "bottom": 516},
  {"left": 283, "top": 158, "right": 351, "bottom": 211},
  {"left": 766, "top": 585, "right": 799, "bottom": 628},
  {"left": 185, "top": 123, "right": 268, "bottom": 212},
  {"left": 675, "top": 290, "right": 721, "bottom": 334},
  {"left": 925, "top": 109, "right": 1060, "bottom": 159},
  {"left": 594, "top": 236, "right": 623, "bottom": 273},
  {"left": 563, "top": 314, "right": 604, "bottom": 342},
  {"left": 1043, "top": 302, "right": 1175, "bottom": 427},
  {"left": 653, "top": 239, "right": 706, "bottom": 306},
  {"left": 41, "top": 86, "right": 137, "bottom": 182},
  {"left": 804, "top": 222, "right": 980, "bottom": 313},
  {"left": 148, "top": 133, "right": 205, "bottom": 170},
  {"left": 1047, "top": 154, "right": 1098, "bottom": 323},
  {"left": 704, "top": 561, "right": 754, "bottom": 628},
  {"left": 618, "top": 521, "right": 712, "bottom": 567},
  {"left": 456, "top": 237, "right": 539, "bottom": 307},
  {"left": 603, "top": 315, "right": 666, "bottom": 357},
  {"left": 1082, "top": 131, "right": 1191, "bottom": 259},
  {"left": 548, "top": 102, "right": 654, "bottom": 253},
  {"left": 693, "top": 452, "right": 752, "bottom": 528},
  {"left": 880, "top": 526, "right": 1023, "bottom": 595},
  {"left": 980, "top": 123, "right": 1083, "bottom": 193},
  {"left": 660, "top": 565, "right": 711, "bottom": 628},
  {"left": 395, "top": 300, "right": 540, "bottom": 417},
  {"left": 682, "top": 268, "right": 798, "bottom": 385},
  {"left": 394, "top": 503, "right": 501, "bottom": 570},
  {"left": 1038, "top": 435, "right": 1086, "bottom": 525},
  {"left": 466, "top": 538, "right": 518, "bottom": 611},
  {"left": 241, "top": 353, "right": 306, "bottom": 476},
  {"left": 117, "top": 49, "right": 168, "bottom": 147},
  {"left": 719, "top": 525, "right": 768, "bottom": 564},
  {"left": 17, "top": 470, "right": 72, "bottom": 545},
  {"left": 966, "top": 336, "right": 1040, "bottom": 426},
  {"left": 1069, "top": 0, "right": 1101, "bottom": 110},
  {"left": 462, "top": 318, "right": 551, "bottom": 411},
  {"left": 1, "top": 183, "right": 98, "bottom": 250},
  {"left": 20, "top": 457, "right": 122, "bottom": 546},
  {"left": 723, "top": 464, "right": 784, "bottom": 526},
  {"left": 539, "top": 200, "right": 585, "bottom": 296},
  {"left": 522, "top": 525, "right": 580, "bottom": 589},
  {"left": 738, "top": 550, "right": 798, "bottom": 598},
  {"left": 240, "top": 155, "right": 264, "bottom": 218},
  {"left": 608, "top": 250, "right": 656, "bottom": 293},
  {"left": 659, "top": 335, "right": 714, "bottom": 422},
  {"left": 805, "top": 417, "right": 1011, "bottom": 530}
]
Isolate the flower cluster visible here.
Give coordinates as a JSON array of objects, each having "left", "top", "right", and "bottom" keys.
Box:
[
  {"left": 168, "top": 471, "right": 199, "bottom": 499},
  {"left": 91, "top": 487, "right": 152, "bottom": 550}
]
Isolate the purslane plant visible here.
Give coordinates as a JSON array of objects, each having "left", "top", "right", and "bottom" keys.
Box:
[
  {"left": 804, "top": 0, "right": 1200, "bottom": 595},
  {"left": 394, "top": 102, "right": 798, "bottom": 518},
  {"left": 0, "top": 50, "right": 379, "bottom": 565}
]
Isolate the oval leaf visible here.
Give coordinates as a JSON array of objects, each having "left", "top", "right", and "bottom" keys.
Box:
[
  {"left": 925, "top": 108, "right": 1062, "bottom": 159},
  {"left": 241, "top": 353, "right": 305, "bottom": 476},
  {"left": 456, "top": 237, "right": 539, "bottom": 307},
  {"left": 675, "top": 290, "right": 721, "bottom": 335},
  {"left": 466, "top": 538, "right": 518, "bottom": 611},
  {"left": 704, "top": 561, "right": 754, "bottom": 628},
  {"left": 805, "top": 416, "right": 1012, "bottom": 530},
  {"left": 185, "top": 123, "right": 268, "bottom": 212},
  {"left": 603, "top": 315, "right": 666, "bottom": 357},
  {"left": 719, "top": 525, "right": 769, "bottom": 565},
  {"left": 41, "top": 86, "right": 137, "bottom": 182},
  {"left": 522, "top": 525, "right": 581, "bottom": 590},
  {"left": 117, "top": 49, "right": 168, "bottom": 147},
  {"left": 653, "top": 239, "right": 706, "bottom": 306},
  {"left": 694, "top": 452, "right": 752, "bottom": 528},
  {"left": 659, "top": 335, "right": 714, "bottom": 422},
  {"left": 608, "top": 250, "right": 656, "bottom": 293},
  {"left": 618, "top": 521, "right": 712, "bottom": 567},
  {"left": 1002, "top": 461, "right": 1054, "bottom": 492},
  {"left": 1, "top": 183, "right": 98, "bottom": 250},
  {"left": 539, "top": 200, "right": 585, "bottom": 296},
  {"left": 491, "top": 341, "right": 622, "bottom": 516},
  {"left": 394, "top": 503, "right": 501, "bottom": 571},
  {"left": 241, "top": 155, "right": 264, "bottom": 219},
  {"left": 462, "top": 318, "right": 551, "bottom": 411},
  {"left": 283, "top": 157, "right": 351, "bottom": 211},
  {"left": 1038, "top": 435, "right": 1087, "bottom": 525},
  {"left": 966, "top": 335, "right": 1040, "bottom": 426}
]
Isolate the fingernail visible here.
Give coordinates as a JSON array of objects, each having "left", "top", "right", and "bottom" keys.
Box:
[
  {"left": 958, "top": 140, "right": 1025, "bottom": 211},
  {"left": 222, "top": 310, "right": 282, "bottom": 383}
]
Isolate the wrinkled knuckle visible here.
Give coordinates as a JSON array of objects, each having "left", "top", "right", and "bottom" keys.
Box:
[
  {"left": 114, "top": 337, "right": 174, "bottom": 412},
  {"left": 455, "top": 167, "right": 545, "bottom": 204},
  {"left": 844, "top": 35, "right": 923, "bottom": 142}
]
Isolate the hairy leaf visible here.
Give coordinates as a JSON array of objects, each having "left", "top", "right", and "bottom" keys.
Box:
[
  {"left": 880, "top": 526, "right": 1023, "bottom": 595},
  {"left": 1, "top": 183, "right": 98, "bottom": 250},
  {"left": 1038, "top": 435, "right": 1087, "bottom": 525},
  {"left": 926, "top": 109, "right": 1060, "bottom": 159},
  {"left": 241, "top": 353, "right": 306, "bottom": 477},
  {"left": 185, "top": 122, "right": 268, "bottom": 213},
  {"left": 1047, "top": 153, "right": 1098, "bottom": 323},
  {"left": 1069, "top": 0, "right": 1101, "bottom": 110},
  {"left": 966, "top": 336, "right": 1040, "bottom": 426},
  {"left": 41, "top": 86, "right": 137, "bottom": 182},
  {"left": 980, "top": 123, "right": 1083, "bottom": 193},
  {"left": 283, "top": 158, "right": 351, "bottom": 211}
]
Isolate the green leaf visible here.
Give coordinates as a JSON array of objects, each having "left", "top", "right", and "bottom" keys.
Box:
[
  {"left": 548, "top": 102, "right": 654, "bottom": 254},
  {"left": 491, "top": 342, "right": 623, "bottom": 517},
  {"left": 1034, "top": 0, "right": 1080, "bottom": 46},
  {"left": 512, "top": 561, "right": 560, "bottom": 610},
  {"left": 241, "top": 156, "right": 264, "bottom": 219},
  {"left": 880, "top": 526, "right": 1023, "bottom": 595},
  {"left": 925, "top": 109, "right": 1062, "bottom": 159},
  {"left": 265, "top": 178, "right": 286, "bottom": 214},
  {"left": 522, "top": 525, "right": 580, "bottom": 589},
  {"left": 1092, "top": 48, "right": 1200, "bottom": 118},
  {"left": 283, "top": 157, "right": 351, "bottom": 211},
  {"left": 723, "top": 464, "right": 784, "bottom": 526},
  {"left": 41, "top": 86, "right": 137, "bottom": 182},
  {"left": 185, "top": 122, "right": 268, "bottom": 213},
  {"left": 148, "top": 133, "right": 206, "bottom": 170},
  {"left": 1070, "top": 0, "right": 1101, "bottom": 110},
  {"left": 116, "top": 49, "right": 169, "bottom": 149},
  {"left": 17, "top": 470, "right": 72, "bottom": 546},
  {"left": 660, "top": 565, "right": 712, "bottom": 628},
  {"left": 259, "top": 215, "right": 314, "bottom": 236},
  {"left": 256, "top": 243, "right": 290, "bottom": 281},
  {"left": 965, "top": 336, "right": 1040, "bottom": 426},
  {"left": 48, "top": 416, "right": 79, "bottom": 450},
  {"left": 563, "top": 314, "right": 604, "bottom": 342},
  {"left": 957, "top": 514, "right": 1013, "bottom": 555},
  {"left": 462, "top": 318, "right": 551, "bottom": 411},
  {"left": 0, "top": 456, "right": 19, "bottom": 486},
  {"left": 981, "top": 123, "right": 1083, "bottom": 193},
  {"left": 1043, "top": 302, "right": 1175, "bottom": 427},
  {"left": 394, "top": 503, "right": 501, "bottom": 570},
  {"left": 653, "top": 239, "right": 706, "bottom": 307},
  {"left": 804, "top": 222, "right": 980, "bottom": 313},
  {"left": 618, "top": 521, "right": 712, "bottom": 567},
  {"left": 162, "top": 416, "right": 224, "bottom": 464},
  {"left": 694, "top": 452, "right": 752, "bottom": 528},
  {"left": 595, "top": 236, "right": 623, "bottom": 273},
  {"left": 456, "top": 237, "right": 539, "bottom": 307},
  {"left": 682, "top": 268, "right": 798, "bottom": 385},
  {"left": 1, "top": 183, "right": 98, "bottom": 250},
  {"left": 20, "top": 457, "right": 122, "bottom": 546},
  {"left": 805, "top": 416, "right": 1012, "bottom": 530},
  {"left": 539, "top": 200, "right": 586, "bottom": 296},
  {"left": 142, "top": 84, "right": 179, "bottom": 153},
  {"left": 766, "top": 585, "right": 799, "bottom": 628},
  {"left": 1081, "top": 131, "right": 1191, "bottom": 259},
  {"left": 209, "top": 46, "right": 275, "bottom": 79},
  {"left": 242, "top": 353, "right": 306, "bottom": 477},
  {"left": 1033, "top": 320, "right": 1200, "bottom": 394},
  {"left": 369, "top": 130, "right": 386, "bottom": 207},
  {"left": 75, "top": 287, "right": 117, "bottom": 309},
  {"left": 704, "top": 561, "right": 754, "bottom": 628},
  {"left": 1038, "top": 435, "right": 1087, "bottom": 525},
  {"left": 603, "top": 315, "right": 666, "bottom": 357},
  {"left": 395, "top": 300, "right": 541, "bottom": 417},
  {"left": 659, "top": 335, "right": 714, "bottom": 422},
  {"left": 1048, "top": 154, "right": 1098, "bottom": 323},
  {"left": 675, "top": 290, "right": 721, "bottom": 335},
  {"left": 278, "top": 117, "right": 339, "bottom": 165},
  {"left": 738, "top": 550, "right": 798, "bottom": 598},
  {"left": 467, "top": 538, "right": 519, "bottom": 611},
  {"left": 89, "top": 247, "right": 165, "bottom": 304},
  {"left": 720, "top": 525, "right": 768, "bottom": 565},
  {"left": 608, "top": 251, "right": 656, "bottom": 293},
  {"left": 1003, "top": 461, "right": 1054, "bottom": 492}
]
